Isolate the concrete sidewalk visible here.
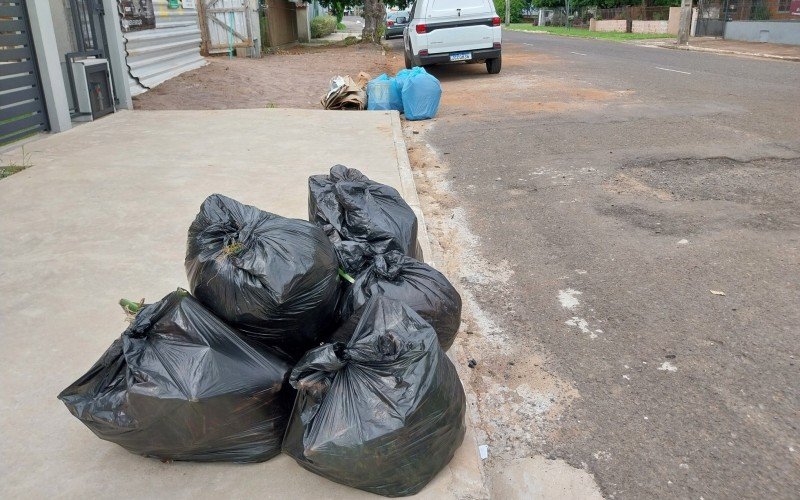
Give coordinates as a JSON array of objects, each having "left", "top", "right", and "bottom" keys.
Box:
[
  {"left": 307, "top": 32, "right": 361, "bottom": 44},
  {"left": 651, "top": 37, "right": 800, "bottom": 61},
  {"left": 0, "top": 109, "right": 486, "bottom": 499}
]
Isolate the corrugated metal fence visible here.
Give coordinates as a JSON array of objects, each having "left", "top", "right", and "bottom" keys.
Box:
[{"left": 120, "top": 0, "right": 206, "bottom": 96}]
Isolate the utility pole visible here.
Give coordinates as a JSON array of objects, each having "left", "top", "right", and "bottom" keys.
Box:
[
  {"left": 565, "top": 0, "right": 570, "bottom": 28},
  {"left": 677, "top": 0, "right": 693, "bottom": 45},
  {"left": 505, "top": 0, "right": 511, "bottom": 26}
]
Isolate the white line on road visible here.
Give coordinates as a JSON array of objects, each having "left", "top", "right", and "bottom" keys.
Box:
[
  {"left": 655, "top": 67, "right": 692, "bottom": 75},
  {"left": 523, "top": 42, "right": 535, "bottom": 46},
  {"left": 570, "top": 51, "right": 588, "bottom": 56}
]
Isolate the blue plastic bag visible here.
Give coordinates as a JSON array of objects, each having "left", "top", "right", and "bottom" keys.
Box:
[
  {"left": 394, "top": 68, "right": 414, "bottom": 91},
  {"left": 367, "top": 74, "right": 402, "bottom": 111},
  {"left": 398, "top": 67, "right": 441, "bottom": 121}
]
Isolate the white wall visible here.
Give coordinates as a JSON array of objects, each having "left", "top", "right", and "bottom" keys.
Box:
[
  {"left": 49, "top": 0, "right": 79, "bottom": 110},
  {"left": 725, "top": 21, "right": 800, "bottom": 45}
]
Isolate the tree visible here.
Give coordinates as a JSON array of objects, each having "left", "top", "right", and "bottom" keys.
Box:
[
  {"left": 319, "top": 0, "right": 348, "bottom": 23},
  {"left": 385, "top": 0, "right": 411, "bottom": 9},
  {"left": 362, "top": 0, "right": 386, "bottom": 43},
  {"left": 532, "top": 0, "right": 629, "bottom": 7},
  {"left": 532, "top": 0, "right": 564, "bottom": 7},
  {"left": 493, "top": 0, "right": 526, "bottom": 23}
]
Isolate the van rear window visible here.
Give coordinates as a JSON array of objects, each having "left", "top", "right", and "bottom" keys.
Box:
[{"left": 429, "top": 0, "right": 487, "bottom": 10}]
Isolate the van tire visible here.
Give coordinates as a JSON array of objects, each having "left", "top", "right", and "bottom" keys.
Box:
[
  {"left": 404, "top": 49, "right": 413, "bottom": 69},
  {"left": 486, "top": 56, "right": 501, "bottom": 74}
]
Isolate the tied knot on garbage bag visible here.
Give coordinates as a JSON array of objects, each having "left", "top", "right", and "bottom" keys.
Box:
[
  {"left": 186, "top": 194, "right": 340, "bottom": 361},
  {"left": 309, "top": 165, "right": 422, "bottom": 274},
  {"left": 373, "top": 252, "right": 404, "bottom": 280},
  {"left": 331, "top": 250, "right": 462, "bottom": 351},
  {"left": 58, "top": 289, "right": 294, "bottom": 463},
  {"left": 283, "top": 296, "right": 466, "bottom": 497}
]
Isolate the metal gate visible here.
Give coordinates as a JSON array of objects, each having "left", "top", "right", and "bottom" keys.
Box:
[
  {"left": 66, "top": 0, "right": 114, "bottom": 111},
  {"left": 1, "top": 0, "right": 49, "bottom": 147},
  {"left": 199, "top": 0, "right": 256, "bottom": 54},
  {"left": 68, "top": 0, "right": 109, "bottom": 55},
  {"left": 695, "top": 0, "right": 728, "bottom": 37}
]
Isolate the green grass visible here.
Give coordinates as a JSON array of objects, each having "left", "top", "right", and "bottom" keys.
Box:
[
  {"left": 0, "top": 165, "right": 28, "bottom": 179},
  {"left": 506, "top": 24, "right": 675, "bottom": 41},
  {"left": 337, "top": 22, "right": 346, "bottom": 31},
  {"left": 0, "top": 146, "right": 33, "bottom": 180}
]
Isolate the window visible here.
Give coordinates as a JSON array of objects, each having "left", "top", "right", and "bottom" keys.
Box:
[{"left": 777, "top": 0, "right": 790, "bottom": 12}]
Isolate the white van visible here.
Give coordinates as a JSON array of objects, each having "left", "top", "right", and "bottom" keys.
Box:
[{"left": 403, "top": 0, "right": 502, "bottom": 74}]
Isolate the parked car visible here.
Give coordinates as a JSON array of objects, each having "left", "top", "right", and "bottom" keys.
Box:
[
  {"left": 386, "top": 11, "right": 410, "bottom": 39},
  {"left": 403, "top": 0, "right": 502, "bottom": 74}
]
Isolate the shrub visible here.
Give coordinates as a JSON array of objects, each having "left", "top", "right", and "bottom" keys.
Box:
[
  {"left": 311, "top": 15, "right": 337, "bottom": 38},
  {"left": 751, "top": 3, "right": 770, "bottom": 20}
]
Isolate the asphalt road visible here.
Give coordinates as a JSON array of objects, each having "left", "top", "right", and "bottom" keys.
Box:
[{"left": 394, "top": 32, "right": 800, "bottom": 498}]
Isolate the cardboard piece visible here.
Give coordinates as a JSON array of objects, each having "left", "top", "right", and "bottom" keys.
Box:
[{"left": 321, "top": 73, "right": 371, "bottom": 110}]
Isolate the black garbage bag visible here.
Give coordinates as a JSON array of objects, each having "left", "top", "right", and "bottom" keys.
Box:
[
  {"left": 58, "top": 289, "right": 293, "bottom": 463},
  {"left": 331, "top": 250, "right": 461, "bottom": 351},
  {"left": 186, "top": 194, "right": 340, "bottom": 360},
  {"left": 283, "top": 296, "right": 466, "bottom": 497},
  {"left": 308, "top": 165, "right": 422, "bottom": 273}
]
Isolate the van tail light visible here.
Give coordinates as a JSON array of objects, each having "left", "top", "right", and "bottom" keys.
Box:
[
  {"left": 419, "top": 49, "right": 429, "bottom": 56},
  {"left": 415, "top": 24, "right": 428, "bottom": 34},
  {"left": 492, "top": 16, "right": 501, "bottom": 26},
  {"left": 493, "top": 42, "right": 501, "bottom": 49},
  {"left": 387, "top": 20, "right": 394, "bottom": 27}
]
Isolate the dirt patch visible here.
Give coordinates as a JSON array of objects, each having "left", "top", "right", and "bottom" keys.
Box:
[
  {"left": 135, "top": 39, "right": 624, "bottom": 121},
  {"left": 571, "top": 88, "right": 618, "bottom": 100},
  {"left": 497, "top": 47, "right": 559, "bottom": 67},
  {"left": 604, "top": 172, "right": 674, "bottom": 201},
  {"left": 133, "top": 44, "right": 402, "bottom": 110},
  {"left": 427, "top": 56, "right": 628, "bottom": 119}
]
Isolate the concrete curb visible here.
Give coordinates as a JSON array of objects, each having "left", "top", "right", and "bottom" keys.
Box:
[
  {"left": 660, "top": 43, "right": 800, "bottom": 62},
  {"left": 390, "top": 111, "right": 434, "bottom": 266},
  {"left": 388, "top": 110, "right": 490, "bottom": 499}
]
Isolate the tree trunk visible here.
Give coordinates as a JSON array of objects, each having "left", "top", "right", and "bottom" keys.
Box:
[{"left": 362, "top": 0, "right": 385, "bottom": 44}]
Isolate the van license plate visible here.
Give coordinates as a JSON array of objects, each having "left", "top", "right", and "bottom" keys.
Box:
[{"left": 449, "top": 52, "right": 472, "bottom": 62}]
